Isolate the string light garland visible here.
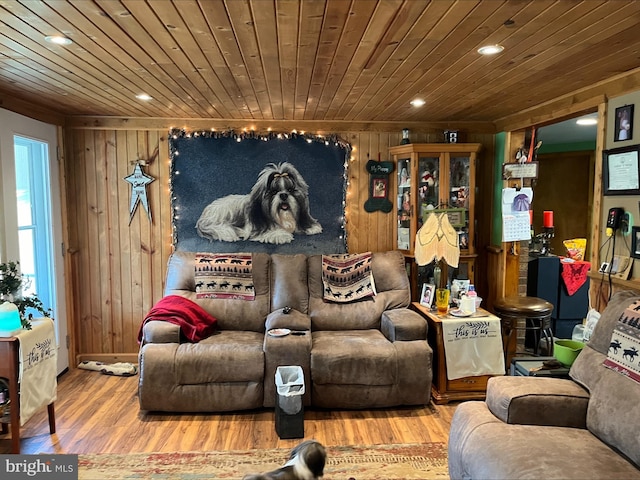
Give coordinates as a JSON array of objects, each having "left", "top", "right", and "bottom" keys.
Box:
[
  {"left": 168, "top": 128, "right": 353, "bottom": 250},
  {"left": 169, "top": 127, "right": 350, "bottom": 149}
]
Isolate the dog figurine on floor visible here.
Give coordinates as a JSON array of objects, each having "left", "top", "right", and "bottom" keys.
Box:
[
  {"left": 196, "top": 162, "right": 322, "bottom": 245},
  {"left": 242, "top": 439, "right": 326, "bottom": 479}
]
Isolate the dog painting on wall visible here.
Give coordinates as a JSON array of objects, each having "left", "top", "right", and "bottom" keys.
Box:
[
  {"left": 242, "top": 439, "right": 326, "bottom": 480},
  {"left": 196, "top": 162, "right": 323, "bottom": 245}
]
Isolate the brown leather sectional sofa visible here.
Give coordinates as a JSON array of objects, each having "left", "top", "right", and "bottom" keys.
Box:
[{"left": 138, "top": 250, "right": 433, "bottom": 412}]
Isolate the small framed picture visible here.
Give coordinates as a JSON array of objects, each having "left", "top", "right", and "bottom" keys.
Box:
[
  {"left": 615, "top": 104, "right": 634, "bottom": 142},
  {"left": 632, "top": 226, "right": 640, "bottom": 259},
  {"left": 420, "top": 283, "right": 435, "bottom": 308},
  {"left": 458, "top": 231, "right": 469, "bottom": 250},
  {"left": 372, "top": 178, "right": 387, "bottom": 198}
]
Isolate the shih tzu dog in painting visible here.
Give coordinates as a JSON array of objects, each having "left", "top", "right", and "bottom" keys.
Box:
[
  {"left": 196, "top": 162, "right": 323, "bottom": 244},
  {"left": 242, "top": 440, "right": 326, "bottom": 480}
]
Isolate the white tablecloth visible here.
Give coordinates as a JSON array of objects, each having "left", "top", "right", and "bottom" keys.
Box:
[
  {"left": 441, "top": 315, "right": 505, "bottom": 380},
  {"left": 15, "top": 318, "right": 57, "bottom": 425}
]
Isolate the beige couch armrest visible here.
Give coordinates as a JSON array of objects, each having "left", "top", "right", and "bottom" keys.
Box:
[
  {"left": 265, "top": 308, "right": 311, "bottom": 331},
  {"left": 381, "top": 309, "right": 427, "bottom": 342},
  {"left": 486, "top": 376, "right": 589, "bottom": 428},
  {"left": 141, "top": 320, "right": 181, "bottom": 344}
]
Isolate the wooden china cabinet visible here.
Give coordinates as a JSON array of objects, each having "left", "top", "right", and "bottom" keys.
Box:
[{"left": 389, "top": 143, "right": 482, "bottom": 301}]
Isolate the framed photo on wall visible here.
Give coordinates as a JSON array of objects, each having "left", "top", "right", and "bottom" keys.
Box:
[
  {"left": 632, "top": 227, "right": 640, "bottom": 259},
  {"left": 603, "top": 145, "right": 640, "bottom": 195},
  {"left": 614, "top": 104, "right": 634, "bottom": 142}
]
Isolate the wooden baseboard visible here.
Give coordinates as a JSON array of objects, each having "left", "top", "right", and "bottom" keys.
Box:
[{"left": 75, "top": 353, "right": 138, "bottom": 366}]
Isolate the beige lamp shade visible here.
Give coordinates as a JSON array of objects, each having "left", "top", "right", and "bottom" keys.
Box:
[{"left": 415, "top": 212, "right": 460, "bottom": 268}]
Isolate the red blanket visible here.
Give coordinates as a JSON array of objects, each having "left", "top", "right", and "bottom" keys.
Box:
[{"left": 137, "top": 295, "right": 218, "bottom": 343}]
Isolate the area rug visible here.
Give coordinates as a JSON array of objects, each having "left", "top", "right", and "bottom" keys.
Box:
[{"left": 78, "top": 443, "right": 448, "bottom": 479}]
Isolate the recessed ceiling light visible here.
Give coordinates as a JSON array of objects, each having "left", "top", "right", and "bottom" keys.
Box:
[
  {"left": 136, "top": 93, "right": 152, "bottom": 101},
  {"left": 44, "top": 35, "right": 72, "bottom": 45},
  {"left": 410, "top": 98, "right": 425, "bottom": 107},
  {"left": 477, "top": 44, "right": 504, "bottom": 55},
  {"left": 576, "top": 117, "right": 598, "bottom": 126}
]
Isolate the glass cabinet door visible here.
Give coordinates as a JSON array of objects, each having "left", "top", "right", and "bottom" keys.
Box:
[
  {"left": 449, "top": 156, "right": 470, "bottom": 251},
  {"left": 418, "top": 155, "right": 440, "bottom": 232},
  {"left": 397, "top": 157, "right": 411, "bottom": 250}
]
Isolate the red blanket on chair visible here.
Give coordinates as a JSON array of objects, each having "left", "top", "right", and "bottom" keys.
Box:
[{"left": 137, "top": 295, "right": 218, "bottom": 343}]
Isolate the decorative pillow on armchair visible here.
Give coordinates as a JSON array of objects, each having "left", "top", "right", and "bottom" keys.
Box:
[
  {"left": 322, "top": 252, "right": 377, "bottom": 303},
  {"left": 603, "top": 299, "right": 640, "bottom": 384}
]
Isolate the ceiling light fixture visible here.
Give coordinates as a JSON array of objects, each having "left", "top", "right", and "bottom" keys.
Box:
[
  {"left": 44, "top": 35, "right": 72, "bottom": 45},
  {"left": 576, "top": 117, "right": 598, "bottom": 126},
  {"left": 136, "top": 93, "right": 152, "bottom": 101},
  {"left": 410, "top": 98, "right": 425, "bottom": 107},
  {"left": 477, "top": 44, "right": 504, "bottom": 55}
]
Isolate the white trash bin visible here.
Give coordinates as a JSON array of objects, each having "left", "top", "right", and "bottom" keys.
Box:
[{"left": 275, "top": 365, "right": 305, "bottom": 438}]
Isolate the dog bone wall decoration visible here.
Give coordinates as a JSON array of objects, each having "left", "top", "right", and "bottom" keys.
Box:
[{"left": 364, "top": 159, "right": 394, "bottom": 213}]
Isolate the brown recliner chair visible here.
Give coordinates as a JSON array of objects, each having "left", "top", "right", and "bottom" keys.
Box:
[
  {"left": 448, "top": 291, "right": 640, "bottom": 479},
  {"left": 306, "top": 252, "right": 432, "bottom": 408}
]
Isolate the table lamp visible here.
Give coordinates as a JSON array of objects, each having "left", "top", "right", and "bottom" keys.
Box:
[
  {"left": 414, "top": 212, "right": 460, "bottom": 288},
  {"left": 0, "top": 302, "right": 22, "bottom": 336}
]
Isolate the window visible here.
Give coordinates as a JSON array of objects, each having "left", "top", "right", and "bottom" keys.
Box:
[{"left": 13, "top": 136, "right": 55, "bottom": 316}]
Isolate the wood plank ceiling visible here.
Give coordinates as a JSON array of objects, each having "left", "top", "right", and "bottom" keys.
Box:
[{"left": 1, "top": 0, "right": 640, "bottom": 123}]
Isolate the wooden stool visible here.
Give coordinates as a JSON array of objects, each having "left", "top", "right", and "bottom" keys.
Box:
[{"left": 494, "top": 296, "right": 554, "bottom": 368}]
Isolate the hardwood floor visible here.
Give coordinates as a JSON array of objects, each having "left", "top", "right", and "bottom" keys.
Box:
[{"left": 1, "top": 368, "right": 459, "bottom": 454}]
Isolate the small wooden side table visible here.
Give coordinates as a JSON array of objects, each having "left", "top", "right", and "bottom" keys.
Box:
[
  {"left": 0, "top": 336, "right": 56, "bottom": 453},
  {"left": 411, "top": 302, "right": 503, "bottom": 404}
]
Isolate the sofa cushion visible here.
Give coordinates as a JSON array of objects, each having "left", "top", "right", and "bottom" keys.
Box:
[
  {"left": 381, "top": 309, "right": 427, "bottom": 341},
  {"left": 486, "top": 376, "right": 589, "bottom": 428},
  {"left": 308, "top": 251, "right": 411, "bottom": 330},
  {"left": 321, "top": 252, "right": 376, "bottom": 303},
  {"left": 449, "top": 401, "right": 640, "bottom": 480},
  {"left": 194, "top": 253, "right": 255, "bottom": 300},
  {"left": 164, "top": 251, "right": 271, "bottom": 332},
  {"left": 271, "top": 254, "right": 309, "bottom": 313},
  {"left": 175, "top": 331, "right": 264, "bottom": 384},
  {"left": 311, "top": 330, "right": 396, "bottom": 385},
  {"left": 602, "top": 299, "right": 640, "bottom": 383}
]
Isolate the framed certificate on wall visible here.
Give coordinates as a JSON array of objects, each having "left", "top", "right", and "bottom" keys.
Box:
[{"left": 603, "top": 145, "right": 640, "bottom": 195}]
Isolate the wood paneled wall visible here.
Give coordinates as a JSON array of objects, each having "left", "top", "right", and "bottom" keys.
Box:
[{"left": 64, "top": 127, "right": 493, "bottom": 357}]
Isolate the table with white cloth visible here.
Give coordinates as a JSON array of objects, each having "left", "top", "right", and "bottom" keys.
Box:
[
  {"left": 0, "top": 318, "right": 57, "bottom": 453},
  {"left": 411, "top": 303, "right": 506, "bottom": 404}
]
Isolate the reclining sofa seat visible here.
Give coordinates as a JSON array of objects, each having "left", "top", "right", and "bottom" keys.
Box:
[
  {"left": 448, "top": 290, "right": 640, "bottom": 479},
  {"left": 138, "top": 252, "right": 272, "bottom": 412},
  {"left": 138, "top": 250, "right": 433, "bottom": 412}
]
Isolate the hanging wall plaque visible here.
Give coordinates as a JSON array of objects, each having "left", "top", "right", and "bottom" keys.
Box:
[
  {"left": 364, "top": 159, "right": 394, "bottom": 213},
  {"left": 124, "top": 163, "right": 154, "bottom": 224}
]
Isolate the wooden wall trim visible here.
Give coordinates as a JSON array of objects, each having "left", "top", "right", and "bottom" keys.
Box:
[
  {"left": 495, "top": 67, "right": 640, "bottom": 132},
  {"left": 590, "top": 102, "right": 607, "bottom": 268},
  {"left": 495, "top": 95, "right": 604, "bottom": 133},
  {"left": 0, "top": 92, "right": 65, "bottom": 126},
  {"left": 64, "top": 116, "right": 497, "bottom": 134}
]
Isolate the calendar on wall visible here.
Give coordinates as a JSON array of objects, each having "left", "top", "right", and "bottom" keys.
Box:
[{"left": 502, "top": 187, "right": 533, "bottom": 242}]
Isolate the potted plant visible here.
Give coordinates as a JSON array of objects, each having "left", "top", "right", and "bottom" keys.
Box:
[{"left": 0, "top": 261, "right": 51, "bottom": 330}]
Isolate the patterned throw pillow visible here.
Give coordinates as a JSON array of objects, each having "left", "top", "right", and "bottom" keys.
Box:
[
  {"left": 195, "top": 253, "right": 255, "bottom": 300},
  {"left": 603, "top": 299, "right": 640, "bottom": 384},
  {"left": 322, "top": 252, "right": 377, "bottom": 303}
]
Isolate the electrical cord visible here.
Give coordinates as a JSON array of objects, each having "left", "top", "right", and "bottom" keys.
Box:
[
  {"left": 597, "top": 236, "right": 613, "bottom": 310},
  {"left": 609, "top": 233, "right": 616, "bottom": 301}
]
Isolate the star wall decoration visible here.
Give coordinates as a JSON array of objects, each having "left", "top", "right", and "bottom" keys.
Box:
[{"left": 124, "top": 163, "right": 154, "bottom": 224}]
